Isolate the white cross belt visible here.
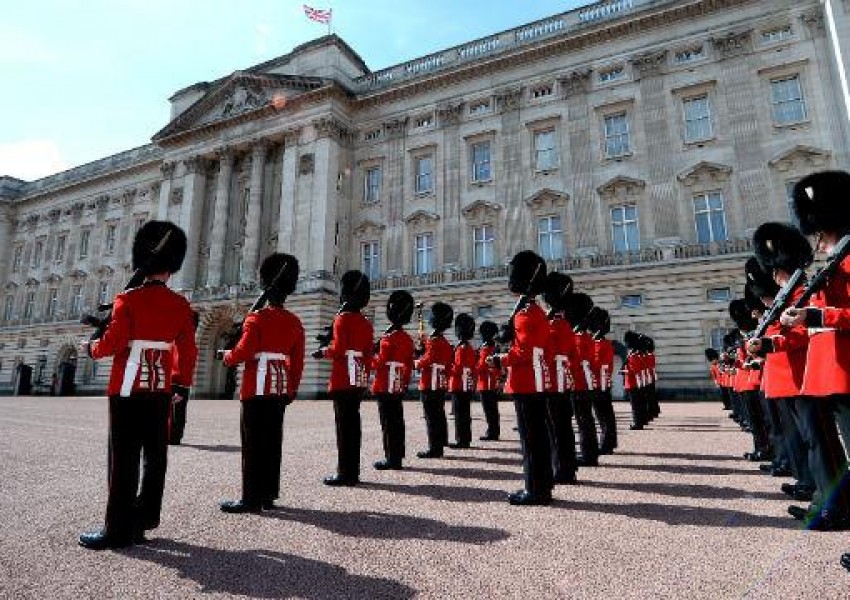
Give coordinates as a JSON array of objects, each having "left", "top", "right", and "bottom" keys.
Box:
[
  {"left": 122, "top": 340, "right": 172, "bottom": 397},
  {"left": 255, "top": 352, "right": 288, "bottom": 396}
]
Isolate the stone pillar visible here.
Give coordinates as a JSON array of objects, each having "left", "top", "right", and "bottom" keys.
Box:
[
  {"left": 0, "top": 204, "right": 13, "bottom": 285},
  {"left": 436, "top": 103, "right": 463, "bottom": 268},
  {"left": 156, "top": 162, "right": 175, "bottom": 220},
  {"left": 175, "top": 156, "right": 207, "bottom": 290},
  {"left": 495, "top": 89, "right": 524, "bottom": 258},
  {"left": 242, "top": 141, "right": 267, "bottom": 282},
  {"left": 277, "top": 130, "right": 300, "bottom": 254},
  {"left": 207, "top": 148, "right": 233, "bottom": 287}
]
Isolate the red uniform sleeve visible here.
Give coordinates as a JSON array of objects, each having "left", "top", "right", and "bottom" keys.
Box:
[
  {"left": 223, "top": 313, "right": 259, "bottom": 367},
  {"left": 90, "top": 294, "right": 131, "bottom": 359},
  {"left": 415, "top": 338, "right": 433, "bottom": 371},
  {"left": 322, "top": 315, "right": 346, "bottom": 359},
  {"left": 288, "top": 318, "right": 306, "bottom": 394},
  {"left": 770, "top": 325, "right": 809, "bottom": 353},
  {"left": 172, "top": 303, "right": 198, "bottom": 387},
  {"left": 502, "top": 311, "right": 535, "bottom": 368}
]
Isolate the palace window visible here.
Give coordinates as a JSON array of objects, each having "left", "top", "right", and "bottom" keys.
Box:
[
  {"left": 364, "top": 167, "right": 381, "bottom": 204},
  {"left": 531, "top": 84, "right": 554, "bottom": 99},
  {"left": 55, "top": 234, "right": 67, "bottom": 263},
  {"left": 611, "top": 205, "right": 639, "bottom": 253},
  {"left": 621, "top": 294, "right": 644, "bottom": 309},
  {"left": 472, "top": 225, "right": 495, "bottom": 268},
  {"left": 33, "top": 240, "right": 43, "bottom": 267},
  {"left": 97, "top": 281, "right": 109, "bottom": 307},
  {"left": 415, "top": 155, "right": 433, "bottom": 194},
  {"left": 694, "top": 192, "right": 728, "bottom": 243},
  {"left": 762, "top": 26, "right": 793, "bottom": 44},
  {"left": 538, "top": 216, "right": 564, "bottom": 260},
  {"left": 3, "top": 296, "right": 13, "bottom": 321},
  {"left": 12, "top": 245, "right": 22, "bottom": 272},
  {"left": 71, "top": 285, "right": 83, "bottom": 318},
  {"left": 534, "top": 130, "right": 558, "bottom": 171},
  {"left": 604, "top": 113, "right": 631, "bottom": 158},
  {"left": 414, "top": 114, "right": 434, "bottom": 129},
  {"left": 414, "top": 233, "right": 434, "bottom": 275},
  {"left": 470, "top": 141, "right": 492, "bottom": 183},
  {"left": 47, "top": 288, "right": 58, "bottom": 318},
  {"left": 23, "top": 292, "right": 35, "bottom": 319},
  {"left": 104, "top": 224, "right": 116, "bottom": 254},
  {"left": 674, "top": 47, "right": 704, "bottom": 64},
  {"left": 770, "top": 76, "right": 807, "bottom": 125},
  {"left": 79, "top": 230, "right": 90, "bottom": 259},
  {"left": 469, "top": 100, "right": 491, "bottom": 116},
  {"left": 361, "top": 241, "right": 380, "bottom": 280},
  {"left": 710, "top": 327, "right": 726, "bottom": 351},
  {"left": 707, "top": 287, "right": 732, "bottom": 303},
  {"left": 598, "top": 67, "right": 625, "bottom": 83},
  {"left": 476, "top": 305, "right": 494, "bottom": 319},
  {"left": 683, "top": 95, "right": 713, "bottom": 142},
  {"left": 364, "top": 128, "right": 383, "bottom": 141}
]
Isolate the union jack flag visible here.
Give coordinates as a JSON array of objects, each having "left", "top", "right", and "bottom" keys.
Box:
[{"left": 303, "top": 4, "right": 332, "bottom": 24}]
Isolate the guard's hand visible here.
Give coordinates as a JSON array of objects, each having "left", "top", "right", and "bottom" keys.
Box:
[
  {"left": 311, "top": 349, "right": 325, "bottom": 360},
  {"left": 780, "top": 308, "right": 806, "bottom": 327},
  {"left": 172, "top": 384, "right": 190, "bottom": 403},
  {"left": 486, "top": 354, "right": 502, "bottom": 370},
  {"left": 746, "top": 338, "right": 762, "bottom": 356}
]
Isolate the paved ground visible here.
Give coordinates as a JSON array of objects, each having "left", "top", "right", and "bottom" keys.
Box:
[{"left": 0, "top": 396, "right": 848, "bottom": 599}]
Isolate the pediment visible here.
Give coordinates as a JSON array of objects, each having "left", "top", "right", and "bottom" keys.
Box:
[
  {"left": 46, "top": 273, "right": 62, "bottom": 283},
  {"left": 95, "top": 265, "right": 114, "bottom": 277},
  {"left": 461, "top": 200, "right": 503, "bottom": 220},
  {"left": 69, "top": 269, "right": 88, "bottom": 279},
  {"left": 25, "top": 277, "right": 39, "bottom": 286},
  {"left": 768, "top": 145, "right": 831, "bottom": 172},
  {"left": 597, "top": 176, "right": 646, "bottom": 198},
  {"left": 677, "top": 161, "right": 732, "bottom": 186},
  {"left": 524, "top": 189, "right": 569, "bottom": 212},
  {"left": 403, "top": 210, "right": 440, "bottom": 229},
  {"left": 353, "top": 219, "right": 386, "bottom": 238},
  {"left": 4, "top": 281, "right": 18, "bottom": 291},
  {"left": 153, "top": 72, "right": 325, "bottom": 142}
]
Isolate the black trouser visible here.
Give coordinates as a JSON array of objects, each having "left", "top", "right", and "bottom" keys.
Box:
[
  {"left": 420, "top": 390, "right": 448, "bottom": 454},
  {"left": 451, "top": 391, "right": 473, "bottom": 446},
  {"left": 626, "top": 388, "right": 647, "bottom": 428},
  {"left": 546, "top": 392, "right": 577, "bottom": 479},
  {"left": 513, "top": 394, "right": 553, "bottom": 498},
  {"left": 241, "top": 395, "right": 287, "bottom": 505},
  {"left": 104, "top": 393, "right": 170, "bottom": 540},
  {"left": 776, "top": 396, "right": 813, "bottom": 487},
  {"left": 331, "top": 389, "right": 365, "bottom": 481},
  {"left": 592, "top": 389, "right": 618, "bottom": 451},
  {"left": 719, "top": 386, "right": 732, "bottom": 410},
  {"left": 762, "top": 397, "right": 787, "bottom": 467},
  {"left": 647, "top": 383, "right": 660, "bottom": 418},
  {"left": 743, "top": 390, "right": 771, "bottom": 456},
  {"left": 729, "top": 389, "right": 744, "bottom": 424},
  {"left": 376, "top": 393, "right": 405, "bottom": 465},
  {"left": 169, "top": 395, "right": 188, "bottom": 444},
  {"left": 572, "top": 390, "right": 600, "bottom": 465},
  {"left": 832, "top": 395, "right": 850, "bottom": 457},
  {"left": 479, "top": 390, "right": 500, "bottom": 438},
  {"left": 795, "top": 396, "right": 849, "bottom": 514}
]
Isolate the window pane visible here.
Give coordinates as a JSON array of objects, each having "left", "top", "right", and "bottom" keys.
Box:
[
  {"left": 710, "top": 211, "right": 727, "bottom": 241},
  {"left": 695, "top": 212, "right": 711, "bottom": 243}
]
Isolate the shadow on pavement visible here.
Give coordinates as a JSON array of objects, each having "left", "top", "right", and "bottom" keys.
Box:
[
  {"left": 580, "top": 480, "right": 787, "bottom": 501},
  {"left": 362, "top": 481, "right": 508, "bottom": 504},
  {"left": 404, "top": 465, "right": 518, "bottom": 482},
  {"left": 128, "top": 539, "right": 417, "bottom": 599},
  {"left": 439, "top": 455, "right": 523, "bottom": 467},
  {"left": 602, "top": 462, "right": 763, "bottom": 477},
  {"left": 615, "top": 451, "right": 743, "bottom": 462},
  {"left": 550, "top": 499, "right": 798, "bottom": 529},
  {"left": 263, "top": 506, "right": 509, "bottom": 544},
  {"left": 179, "top": 443, "right": 241, "bottom": 453}
]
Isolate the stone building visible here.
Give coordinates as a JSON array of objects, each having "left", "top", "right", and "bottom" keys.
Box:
[{"left": 0, "top": 0, "right": 848, "bottom": 398}]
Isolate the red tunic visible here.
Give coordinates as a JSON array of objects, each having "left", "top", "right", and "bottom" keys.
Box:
[
  {"left": 449, "top": 342, "right": 477, "bottom": 393},
  {"left": 319, "top": 311, "right": 374, "bottom": 392},
  {"left": 623, "top": 352, "right": 639, "bottom": 391},
  {"left": 371, "top": 328, "right": 415, "bottom": 395},
  {"left": 502, "top": 301, "right": 551, "bottom": 395},
  {"left": 595, "top": 339, "right": 615, "bottom": 392},
  {"left": 803, "top": 255, "right": 850, "bottom": 396},
  {"left": 761, "top": 287, "right": 809, "bottom": 399},
  {"left": 548, "top": 316, "right": 577, "bottom": 393},
  {"left": 573, "top": 332, "right": 597, "bottom": 392},
  {"left": 415, "top": 335, "right": 453, "bottom": 391},
  {"left": 90, "top": 281, "right": 197, "bottom": 396},
  {"left": 476, "top": 344, "right": 501, "bottom": 392},
  {"left": 223, "top": 306, "right": 305, "bottom": 400},
  {"left": 647, "top": 353, "right": 657, "bottom": 384}
]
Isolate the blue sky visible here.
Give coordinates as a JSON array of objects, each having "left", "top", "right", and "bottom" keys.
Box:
[{"left": 0, "top": 0, "right": 590, "bottom": 181}]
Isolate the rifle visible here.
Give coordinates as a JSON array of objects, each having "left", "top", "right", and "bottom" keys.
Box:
[
  {"left": 751, "top": 268, "right": 806, "bottom": 339},
  {"left": 80, "top": 230, "right": 172, "bottom": 340},
  {"left": 312, "top": 301, "right": 350, "bottom": 358},
  {"left": 488, "top": 262, "right": 543, "bottom": 365}
]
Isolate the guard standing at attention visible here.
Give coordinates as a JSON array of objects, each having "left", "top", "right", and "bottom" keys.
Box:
[
  {"left": 476, "top": 321, "right": 502, "bottom": 441},
  {"left": 448, "top": 313, "right": 477, "bottom": 449},
  {"left": 415, "top": 302, "right": 454, "bottom": 459}
]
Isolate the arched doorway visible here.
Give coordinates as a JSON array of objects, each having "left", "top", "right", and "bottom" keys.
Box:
[
  {"left": 196, "top": 305, "right": 246, "bottom": 400},
  {"left": 209, "top": 327, "right": 238, "bottom": 399},
  {"left": 54, "top": 344, "right": 78, "bottom": 396}
]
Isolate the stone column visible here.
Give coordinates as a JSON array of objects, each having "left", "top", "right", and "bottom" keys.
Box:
[
  {"left": 0, "top": 204, "right": 13, "bottom": 285},
  {"left": 436, "top": 103, "right": 463, "bottom": 268},
  {"left": 207, "top": 148, "right": 233, "bottom": 287},
  {"left": 175, "top": 156, "right": 207, "bottom": 290},
  {"left": 242, "top": 141, "right": 267, "bottom": 283},
  {"left": 277, "top": 130, "right": 300, "bottom": 254},
  {"left": 156, "top": 162, "right": 175, "bottom": 219}
]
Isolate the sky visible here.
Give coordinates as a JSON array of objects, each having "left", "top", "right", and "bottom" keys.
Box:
[{"left": 0, "top": 0, "right": 591, "bottom": 181}]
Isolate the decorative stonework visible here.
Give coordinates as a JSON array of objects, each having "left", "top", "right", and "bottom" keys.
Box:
[
  {"left": 183, "top": 156, "right": 203, "bottom": 175},
  {"left": 677, "top": 161, "right": 733, "bottom": 186},
  {"left": 383, "top": 117, "right": 409, "bottom": 139},
  {"left": 711, "top": 30, "right": 753, "bottom": 60},
  {"left": 220, "top": 83, "right": 268, "bottom": 119},
  {"left": 353, "top": 219, "right": 386, "bottom": 238},
  {"left": 403, "top": 210, "right": 440, "bottom": 229},
  {"left": 800, "top": 7, "right": 825, "bottom": 33},
  {"left": 597, "top": 175, "right": 646, "bottom": 200},
  {"left": 630, "top": 50, "right": 667, "bottom": 79},
  {"left": 524, "top": 188, "right": 569, "bottom": 213},
  {"left": 121, "top": 190, "right": 136, "bottom": 205},
  {"left": 283, "top": 128, "right": 301, "bottom": 148},
  {"left": 95, "top": 195, "right": 110, "bottom": 209},
  {"left": 461, "top": 200, "right": 503, "bottom": 222},
  {"left": 298, "top": 154, "right": 315, "bottom": 175},
  {"left": 47, "top": 209, "right": 61, "bottom": 223},
  {"left": 170, "top": 188, "right": 184, "bottom": 205},
  {"left": 559, "top": 69, "right": 592, "bottom": 97},
  {"left": 95, "top": 265, "right": 114, "bottom": 277},
  {"left": 160, "top": 162, "right": 176, "bottom": 179},
  {"left": 767, "top": 145, "right": 831, "bottom": 173},
  {"left": 496, "top": 88, "right": 523, "bottom": 112},
  {"left": 437, "top": 103, "right": 464, "bottom": 127},
  {"left": 69, "top": 269, "right": 87, "bottom": 280}
]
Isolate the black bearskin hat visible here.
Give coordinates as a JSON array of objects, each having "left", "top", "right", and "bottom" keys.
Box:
[
  {"left": 508, "top": 250, "right": 547, "bottom": 296},
  {"left": 339, "top": 270, "right": 370, "bottom": 311},
  {"left": 542, "top": 272, "right": 574, "bottom": 311},
  {"left": 793, "top": 171, "right": 850, "bottom": 236},
  {"left": 744, "top": 283, "right": 766, "bottom": 313},
  {"left": 260, "top": 253, "right": 299, "bottom": 303},
  {"left": 753, "top": 222, "right": 813, "bottom": 274},
  {"left": 495, "top": 322, "right": 515, "bottom": 345},
  {"left": 132, "top": 220, "right": 187, "bottom": 275},
  {"left": 429, "top": 302, "right": 454, "bottom": 332},
  {"left": 386, "top": 290, "right": 414, "bottom": 326},
  {"left": 479, "top": 320, "right": 498, "bottom": 343},
  {"left": 564, "top": 293, "right": 594, "bottom": 329},
  {"left": 454, "top": 313, "right": 475, "bottom": 341},
  {"left": 588, "top": 308, "right": 611, "bottom": 339},
  {"left": 624, "top": 330, "right": 640, "bottom": 350},
  {"left": 744, "top": 256, "right": 779, "bottom": 300},
  {"left": 729, "top": 298, "right": 756, "bottom": 331},
  {"left": 723, "top": 329, "right": 740, "bottom": 351},
  {"left": 644, "top": 336, "right": 655, "bottom": 353},
  {"left": 705, "top": 348, "right": 719, "bottom": 361}
]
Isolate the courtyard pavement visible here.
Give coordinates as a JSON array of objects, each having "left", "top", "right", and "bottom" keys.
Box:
[{"left": 0, "top": 396, "right": 847, "bottom": 599}]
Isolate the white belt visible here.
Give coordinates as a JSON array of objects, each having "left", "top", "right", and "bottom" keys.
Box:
[
  {"left": 431, "top": 364, "right": 445, "bottom": 390},
  {"left": 345, "top": 350, "right": 364, "bottom": 387},
  {"left": 533, "top": 347, "right": 545, "bottom": 393},
  {"left": 387, "top": 361, "right": 403, "bottom": 393},
  {"left": 462, "top": 367, "right": 472, "bottom": 392},
  {"left": 554, "top": 355, "right": 572, "bottom": 393},
  {"left": 255, "top": 352, "right": 288, "bottom": 396},
  {"left": 809, "top": 327, "right": 838, "bottom": 336},
  {"left": 600, "top": 365, "right": 609, "bottom": 392},
  {"left": 581, "top": 359, "right": 595, "bottom": 391},
  {"left": 122, "top": 340, "right": 172, "bottom": 397}
]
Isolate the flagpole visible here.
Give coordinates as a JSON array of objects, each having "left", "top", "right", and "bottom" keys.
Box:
[{"left": 328, "top": 8, "right": 332, "bottom": 36}]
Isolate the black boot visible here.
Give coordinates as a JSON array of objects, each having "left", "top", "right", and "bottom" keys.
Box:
[
  {"left": 78, "top": 529, "right": 135, "bottom": 550},
  {"left": 219, "top": 499, "right": 262, "bottom": 514},
  {"left": 323, "top": 474, "right": 358, "bottom": 487}
]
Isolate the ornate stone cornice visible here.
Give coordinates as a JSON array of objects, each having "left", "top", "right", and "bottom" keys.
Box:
[
  {"left": 496, "top": 88, "right": 523, "bottom": 113},
  {"left": 437, "top": 102, "right": 464, "bottom": 127},
  {"left": 160, "top": 162, "right": 176, "bottom": 179},
  {"left": 403, "top": 210, "right": 440, "bottom": 229},
  {"left": 800, "top": 7, "right": 825, "bottom": 34},
  {"left": 183, "top": 156, "right": 203, "bottom": 175},
  {"left": 353, "top": 219, "right": 386, "bottom": 238},
  {"left": 677, "top": 161, "right": 733, "bottom": 186},
  {"left": 313, "top": 117, "right": 352, "bottom": 143},
  {"left": 559, "top": 69, "right": 592, "bottom": 97},
  {"left": 630, "top": 50, "right": 667, "bottom": 80},
  {"left": 711, "top": 30, "right": 753, "bottom": 60},
  {"left": 461, "top": 200, "right": 503, "bottom": 221},
  {"left": 69, "top": 269, "right": 88, "bottom": 280},
  {"left": 768, "top": 145, "right": 831, "bottom": 173},
  {"left": 46, "top": 273, "right": 62, "bottom": 284},
  {"left": 597, "top": 175, "right": 646, "bottom": 199},
  {"left": 383, "top": 117, "right": 409, "bottom": 140},
  {"left": 524, "top": 188, "right": 570, "bottom": 212},
  {"left": 96, "top": 265, "right": 114, "bottom": 277}
]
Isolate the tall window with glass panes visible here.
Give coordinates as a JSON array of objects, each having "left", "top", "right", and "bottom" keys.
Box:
[
  {"left": 693, "top": 192, "right": 728, "bottom": 243},
  {"left": 538, "top": 216, "right": 564, "bottom": 260},
  {"left": 414, "top": 233, "right": 434, "bottom": 275},
  {"left": 71, "top": 285, "right": 83, "bottom": 318},
  {"left": 364, "top": 167, "right": 381, "bottom": 204},
  {"left": 473, "top": 225, "right": 495, "bottom": 268},
  {"left": 3, "top": 296, "right": 13, "bottom": 321},
  {"left": 534, "top": 130, "right": 558, "bottom": 171},
  {"left": 611, "top": 205, "right": 639, "bottom": 252},
  {"left": 604, "top": 113, "right": 630, "bottom": 158},
  {"left": 415, "top": 156, "right": 433, "bottom": 195},
  {"left": 770, "top": 76, "right": 806, "bottom": 125},
  {"left": 683, "top": 96, "right": 713, "bottom": 142},
  {"left": 361, "top": 241, "right": 380, "bottom": 280},
  {"left": 470, "top": 142, "right": 491, "bottom": 182}
]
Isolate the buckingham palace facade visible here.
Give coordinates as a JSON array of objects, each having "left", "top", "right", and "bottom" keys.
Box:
[{"left": 1, "top": 0, "right": 849, "bottom": 398}]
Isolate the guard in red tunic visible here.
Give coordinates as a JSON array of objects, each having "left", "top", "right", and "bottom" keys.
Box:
[
  {"left": 781, "top": 171, "right": 850, "bottom": 530},
  {"left": 476, "top": 321, "right": 502, "bottom": 441},
  {"left": 78, "top": 221, "right": 198, "bottom": 550},
  {"left": 415, "top": 302, "right": 454, "bottom": 458},
  {"left": 488, "top": 251, "right": 553, "bottom": 505},
  {"left": 566, "top": 293, "right": 601, "bottom": 465},
  {"left": 313, "top": 270, "right": 374, "bottom": 486},
  {"left": 219, "top": 253, "right": 305, "bottom": 513},
  {"left": 542, "top": 271, "right": 578, "bottom": 483},
  {"left": 642, "top": 335, "right": 660, "bottom": 420},
  {"left": 168, "top": 309, "right": 199, "bottom": 445},
  {"left": 622, "top": 331, "right": 645, "bottom": 430},
  {"left": 371, "top": 290, "right": 416, "bottom": 470},
  {"left": 705, "top": 348, "right": 725, "bottom": 408},
  {"left": 590, "top": 310, "right": 618, "bottom": 454},
  {"left": 448, "top": 313, "right": 477, "bottom": 449}
]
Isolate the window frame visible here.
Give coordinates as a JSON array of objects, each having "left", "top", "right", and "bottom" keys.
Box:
[
  {"left": 23, "top": 291, "right": 35, "bottom": 319},
  {"left": 3, "top": 296, "right": 13, "bottom": 321},
  {"left": 470, "top": 141, "right": 492, "bottom": 183},
  {"left": 611, "top": 204, "right": 640, "bottom": 253},
  {"left": 682, "top": 95, "right": 713, "bottom": 143},
  {"left": 414, "top": 232, "right": 435, "bottom": 275},
  {"left": 537, "top": 215, "right": 564, "bottom": 261},
  {"left": 770, "top": 75, "right": 807, "bottom": 126},
  {"left": 693, "top": 191, "right": 729, "bottom": 244},
  {"left": 603, "top": 112, "right": 631, "bottom": 159},
  {"left": 472, "top": 224, "right": 495, "bottom": 269},
  {"left": 414, "top": 155, "right": 434, "bottom": 195},
  {"left": 104, "top": 224, "right": 117, "bottom": 254},
  {"left": 533, "top": 129, "right": 559, "bottom": 172},
  {"left": 364, "top": 166, "right": 382, "bottom": 204},
  {"left": 79, "top": 230, "right": 90, "bottom": 259},
  {"left": 621, "top": 294, "right": 644, "bottom": 309},
  {"left": 361, "top": 241, "right": 380, "bottom": 280}
]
